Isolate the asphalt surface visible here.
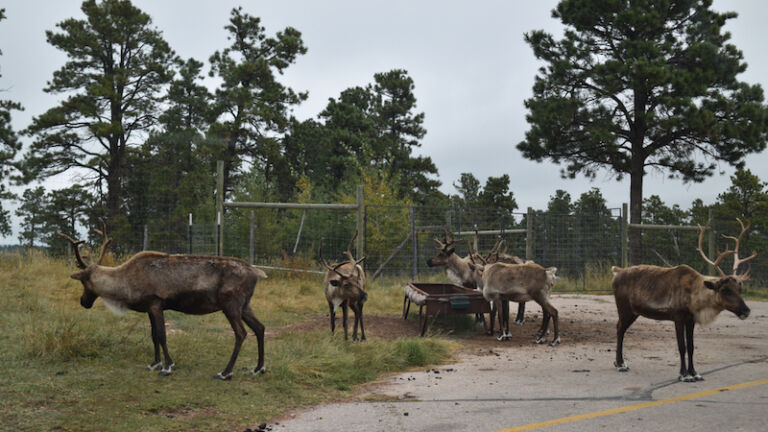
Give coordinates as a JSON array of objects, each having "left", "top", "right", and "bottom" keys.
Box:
[{"left": 271, "top": 295, "right": 768, "bottom": 432}]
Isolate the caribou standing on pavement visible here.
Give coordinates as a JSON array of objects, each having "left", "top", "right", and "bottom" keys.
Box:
[{"left": 611, "top": 219, "right": 755, "bottom": 382}]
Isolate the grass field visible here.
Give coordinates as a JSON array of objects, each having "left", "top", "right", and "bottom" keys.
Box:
[{"left": 0, "top": 251, "right": 455, "bottom": 432}]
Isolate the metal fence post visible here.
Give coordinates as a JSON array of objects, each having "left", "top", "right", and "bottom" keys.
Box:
[
  {"left": 216, "top": 160, "right": 224, "bottom": 256},
  {"left": 250, "top": 211, "right": 255, "bottom": 265},
  {"left": 707, "top": 208, "right": 715, "bottom": 276},
  {"left": 621, "top": 203, "right": 628, "bottom": 268},
  {"left": 143, "top": 224, "right": 148, "bottom": 251},
  {"left": 188, "top": 213, "right": 192, "bottom": 254},
  {"left": 526, "top": 207, "right": 534, "bottom": 261},
  {"left": 356, "top": 184, "right": 364, "bottom": 260},
  {"left": 410, "top": 206, "right": 417, "bottom": 281}
]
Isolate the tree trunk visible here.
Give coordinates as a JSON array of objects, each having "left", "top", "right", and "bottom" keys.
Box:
[
  {"left": 106, "top": 160, "right": 122, "bottom": 222},
  {"left": 629, "top": 162, "right": 644, "bottom": 265}
]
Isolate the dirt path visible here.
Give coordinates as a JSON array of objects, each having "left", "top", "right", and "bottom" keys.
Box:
[{"left": 268, "top": 295, "right": 768, "bottom": 432}]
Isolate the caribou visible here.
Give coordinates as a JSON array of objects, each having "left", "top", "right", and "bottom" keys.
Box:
[
  {"left": 426, "top": 230, "right": 527, "bottom": 333},
  {"left": 319, "top": 231, "right": 367, "bottom": 341},
  {"left": 466, "top": 252, "right": 560, "bottom": 345},
  {"left": 612, "top": 218, "right": 755, "bottom": 382},
  {"left": 58, "top": 220, "right": 268, "bottom": 380}
]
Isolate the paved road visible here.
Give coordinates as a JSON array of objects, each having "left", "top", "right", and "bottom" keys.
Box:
[{"left": 272, "top": 296, "right": 768, "bottom": 432}]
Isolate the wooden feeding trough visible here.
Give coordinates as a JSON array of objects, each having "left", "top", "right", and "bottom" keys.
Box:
[{"left": 403, "top": 283, "right": 491, "bottom": 336}]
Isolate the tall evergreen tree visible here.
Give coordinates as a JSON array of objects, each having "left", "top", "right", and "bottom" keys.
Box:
[
  {"left": 372, "top": 69, "right": 440, "bottom": 203},
  {"left": 208, "top": 7, "right": 307, "bottom": 197},
  {"left": 16, "top": 187, "right": 48, "bottom": 248},
  {"left": 451, "top": 172, "right": 481, "bottom": 207},
  {"left": 22, "top": 0, "right": 175, "bottom": 233},
  {"left": 130, "top": 57, "right": 217, "bottom": 249},
  {"left": 518, "top": 0, "right": 768, "bottom": 264},
  {"left": 41, "top": 185, "right": 92, "bottom": 251},
  {"left": 478, "top": 174, "right": 518, "bottom": 213},
  {"left": 0, "top": 8, "right": 22, "bottom": 236},
  {"left": 715, "top": 169, "right": 768, "bottom": 223}
]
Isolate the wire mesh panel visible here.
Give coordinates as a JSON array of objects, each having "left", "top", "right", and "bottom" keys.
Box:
[
  {"left": 221, "top": 206, "right": 360, "bottom": 271},
  {"left": 531, "top": 210, "right": 622, "bottom": 281}
]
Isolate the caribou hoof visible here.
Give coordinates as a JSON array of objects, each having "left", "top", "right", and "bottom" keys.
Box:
[
  {"left": 693, "top": 374, "right": 704, "bottom": 381},
  {"left": 158, "top": 363, "right": 176, "bottom": 376},
  {"left": 679, "top": 374, "right": 697, "bottom": 383},
  {"left": 252, "top": 366, "right": 266, "bottom": 375},
  {"left": 513, "top": 319, "right": 525, "bottom": 326},
  {"left": 496, "top": 333, "right": 511, "bottom": 341},
  {"left": 213, "top": 371, "right": 233, "bottom": 380},
  {"left": 614, "top": 361, "right": 629, "bottom": 372},
  {"left": 146, "top": 362, "right": 162, "bottom": 371},
  {"left": 548, "top": 337, "right": 561, "bottom": 347},
  {"left": 535, "top": 336, "right": 546, "bottom": 344}
]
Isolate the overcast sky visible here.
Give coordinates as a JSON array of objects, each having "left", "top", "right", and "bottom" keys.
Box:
[{"left": 1, "top": 0, "right": 767, "bottom": 242}]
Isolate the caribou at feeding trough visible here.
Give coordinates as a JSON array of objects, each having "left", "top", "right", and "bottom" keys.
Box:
[
  {"left": 467, "top": 252, "right": 560, "bottom": 345},
  {"left": 611, "top": 218, "right": 755, "bottom": 382},
  {"left": 319, "top": 231, "right": 367, "bottom": 341},
  {"left": 58, "top": 219, "right": 268, "bottom": 380},
  {"left": 426, "top": 230, "right": 527, "bottom": 333}
]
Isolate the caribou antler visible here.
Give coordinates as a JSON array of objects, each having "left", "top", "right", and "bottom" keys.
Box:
[
  {"left": 344, "top": 230, "right": 365, "bottom": 265},
  {"left": 697, "top": 218, "right": 734, "bottom": 278},
  {"left": 91, "top": 217, "right": 112, "bottom": 265},
  {"left": 486, "top": 237, "right": 504, "bottom": 263},
  {"left": 57, "top": 231, "right": 87, "bottom": 269},
  {"left": 443, "top": 228, "right": 454, "bottom": 246},
  {"left": 721, "top": 218, "right": 758, "bottom": 281},
  {"left": 318, "top": 237, "right": 343, "bottom": 277},
  {"left": 467, "top": 238, "right": 486, "bottom": 266}
]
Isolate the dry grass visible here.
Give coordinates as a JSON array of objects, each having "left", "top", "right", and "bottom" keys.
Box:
[{"left": 0, "top": 251, "right": 454, "bottom": 432}]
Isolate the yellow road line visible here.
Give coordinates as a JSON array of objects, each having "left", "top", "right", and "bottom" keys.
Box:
[{"left": 496, "top": 378, "right": 768, "bottom": 432}]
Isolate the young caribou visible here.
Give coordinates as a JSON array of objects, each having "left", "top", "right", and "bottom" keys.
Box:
[
  {"left": 612, "top": 218, "right": 755, "bottom": 382},
  {"left": 319, "top": 232, "right": 367, "bottom": 341},
  {"left": 58, "top": 220, "right": 268, "bottom": 380}
]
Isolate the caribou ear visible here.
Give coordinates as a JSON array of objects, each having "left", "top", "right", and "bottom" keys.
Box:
[
  {"left": 70, "top": 270, "right": 89, "bottom": 281},
  {"left": 704, "top": 280, "right": 717, "bottom": 291}
]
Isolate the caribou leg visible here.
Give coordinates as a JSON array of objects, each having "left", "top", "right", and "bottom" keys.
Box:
[
  {"left": 351, "top": 301, "right": 366, "bottom": 341},
  {"left": 533, "top": 293, "right": 559, "bottom": 346},
  {"left": 215, "top": 305, "right": 247, "bottom": 380},
  {"left": 684, "top": 318, "right": 702, "bottom": 381},
  {"left": 148, "top": 304, "right": 175, "bottom": 376},
  {"left": 328, "top": 300, "right": 336, "bottom": 334},
  {"left": 614, "top": 294, "right": 638, "bottom": 371},
  {"left": 674, "top": 320, "right": 694, "bottom": 382},
  {"left": 535, "top": 310, "right": 550, "bottom": 343},
  {"left": 341, "top": 301, "right": 349, "bottom": 341},
  {"left": 242, "top": 305, "right": 266, "bottom": 375},
  {"left": 146, "top": 311, "right": 163, "bottom": 371},
  {"left": 497, "top": 297, "right": 512, "bottom": 341},
  {"left": 514, "top": 302, "right": 526, "bottom": 325}
]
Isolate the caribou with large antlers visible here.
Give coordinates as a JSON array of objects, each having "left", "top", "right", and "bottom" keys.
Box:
[
  {"left": 612, "top": 218, "right": 755, "bottom": 382},
  {"left": 319, "top": 231, "right": 367, "bottom": 341},
  {"left": 58, "top": 220, "right": 268, "bottom": 380}
]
